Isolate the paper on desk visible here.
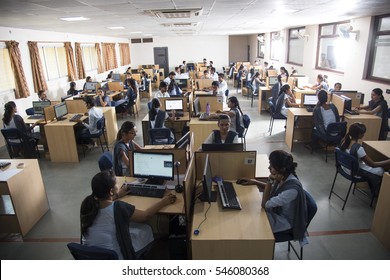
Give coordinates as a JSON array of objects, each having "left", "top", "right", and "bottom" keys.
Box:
[{"left": 0, "top": 168, "right": 22, "bottom": 181}]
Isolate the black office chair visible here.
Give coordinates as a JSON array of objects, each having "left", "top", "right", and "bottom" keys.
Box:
[
  {"left": 25, "top": 107, "right": 34, "bottom": 116},
  {"left": 224, "top": 89, "right": 229, "bottom": 98},
  {"left": 311, "top": 121, "right": 347, "bottom": 162},
  {"left": 67, "top": 242, "right": 119, "bottom": 260},
  {"left": 98, "top": 151, "right": 113, "bottom": 171},
  {"left": 238, "top": 114, "right": 251, "bottom": 150},
  {"left": 149, "top": 128, "right": 175, "bottom": 145},
  {"left": 268, "top": 99, "right": 286, "bottom": 135},
  {"left": 274, "top": 190, "right": 317, "bottom": 260},
  {"left": 1, "top": 128, "right": 40, "bottom": 159},
  {"left": 79, "top": 117, "right": 109, "bottom": 157},
  {"left": 329, "top": 148, "right": 370, "bottom": 210}
]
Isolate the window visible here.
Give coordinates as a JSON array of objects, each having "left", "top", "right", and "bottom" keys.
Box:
[
  {"left": 257, "top": 33, "right": 265, "bottom": 58},
  {"left": 270, "top": 32, "right": 282, "bottom": 61},
  {"left": 38, "top": 44, "right": 68, "bottom": 80},
  {"left": 0, "top": 44, "right": 16, "bottom": 93},
  {"left": 366, "top": 14, "right": 390, "bottom": 84},
  {"left": 81, "top": 45, "right": 97, "bottom": 72},
  {"left": 316, "top": 21, "right": 349, "bottom": 73},
  {"left": 287, "top": 27, "right": 305, "bottom": 66}
]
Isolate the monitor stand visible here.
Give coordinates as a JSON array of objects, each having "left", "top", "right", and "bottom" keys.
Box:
[
  {"left": 145, "top": 178, "right": 165, "bottom": 186},
  {"left": 199, "top": 191, "right": 217, "bottom": 203}
]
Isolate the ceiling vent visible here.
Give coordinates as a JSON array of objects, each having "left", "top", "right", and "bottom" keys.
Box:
[
  {"left": 149, "top": 8, "right": 203, "bottom": 19},
  {"left": 161, "top": 22, "right": 198, "bottom": 28}
]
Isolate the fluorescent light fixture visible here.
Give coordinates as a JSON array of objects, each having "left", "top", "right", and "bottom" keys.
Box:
[
  {"left": 143, "top": 34, "right": 152, "bottom": 36},
  {"left": 107, "top": 26, "right": 125, "bottom": 30},
  {"left": 60, "top": 16, "right": 89, "bottom": 22},
  {"left": 129, "top": 31, "right": 142, "bottom": 34},
  {"left": 271, "top": 9, "right": 299, "bottom": 14}
]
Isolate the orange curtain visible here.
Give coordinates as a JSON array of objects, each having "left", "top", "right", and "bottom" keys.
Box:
[
  {"left": 95, "top": 43, "right": 104, "bottom": 74},
  {"left": 75, "top": 43, "right": 85, "bottom": 80},
  {"left": 101, "top": 43, "right": 117, "bottom": 71},
  {"left": 119, "top": 43, "right": 131, "bottom": 66},
  {"left": 27, "top": 41, "right": 47, "bottom": 94},
  {"left": 6, "top": 41, "right": 30, "bottom": 98},
  {"left": 64, "top": 42, "right": 78, "bottom": 81}
]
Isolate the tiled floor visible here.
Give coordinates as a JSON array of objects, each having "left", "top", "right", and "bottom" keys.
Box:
[{"left": 0, "top": 84, "right": 389, "bottom": 260}]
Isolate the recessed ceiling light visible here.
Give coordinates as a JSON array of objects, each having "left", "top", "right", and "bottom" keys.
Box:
[
  {"left": 60, "top": 16, "right": 89, "bottom": 22},
  {"left": 107, "top": 26, "right": 125, "bottom": 30}
]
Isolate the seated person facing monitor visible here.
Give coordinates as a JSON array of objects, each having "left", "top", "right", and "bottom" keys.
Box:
[
  {"left": 304, "top": 74, "right": 329, "bottom": 92},
  {"left": 83, "top": 76, "right": 92, "bottom": 92},
  {"left": 94, "top": 88, "right": 110, "bottom": 107},
  {"left": 203, "top": 114, "right": 239, "bottom": 145},
  {"left": 76, "top": 96, "right": 103, "bottom": 143},
  {"left": 355, "top": 88, "right": 389, "bottom": 140},
  {"left": 153, "top": 81, "right": 170, "bottom": 99},
  {"left": 164, "top": 72, "right": 182, "bottom": 96},
  {"left": 67, "top": 82, "right": 79, "bottom": 96},
  {"left": 113, "top": 121, "right": 142, "bottom": 177},
  {"left": 148, "top": 98, "right": 175, "bottom": 143},
  {"left": 236, "top": 150, "right": 308, "bottom": 241},
  {"left": 329, "top": 82, "right": 342, "bottom": 93},
  {"left": 80, "top": 170, "right": 176, "bottom": 260},
  {"left": 275, "top": 84, "right": 300, "bottom": 117},
  {"left": 211, "top": 96, "right": 244, "bottom": 134},
  {"left": 38, "top": 90, "right": 50, "bottom": 102}
]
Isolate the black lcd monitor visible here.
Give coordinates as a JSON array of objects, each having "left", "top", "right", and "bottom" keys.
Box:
[
  {"left": 175, "top": 78, "right": 188, "bottom": 89},
  {"left": 85, "top": 82, "right": 98, "bottom": 92},
  {"left": 303, "top": 94, "right": 318, "bottom": 107},
  {"left": 199, "top": 154, "right": 217, "bottom": 203},
  {"left": 32, "top": 101, "right": 51, "bottom": 115},
  {"left": 175, "top": 131, "right": 190, "bottom": 149},
  {"left": 112, "top": 73, "right": 121, "bottom": 81},
  {"left": 340, "top": 95, "right": 352, "bottom": 113},
  {"left": 54, "top": 102, "right": 68, "bottom": 121},
  {"left": 132, "top": 151, "right": 174, "bottom": 185},
  {"left": 165, "top": 99, "right": 184, "bottom": 112},
  {"left": 202, "top": 143, "right": 244, "bottom": 151}
]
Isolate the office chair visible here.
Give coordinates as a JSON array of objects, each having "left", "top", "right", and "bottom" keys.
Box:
[
  {"left": 67, "top": 242, "right": 119, "bottom": 260},
  {"left": 311, "top": 121, "right": 347, "bottom": 162},
  {"left": 149, "top": 128, "right": 175, "bottom": 145},
  {"left": 98, "top": 151, "right": 113, "bottom": 171},
  {"left": 1, "top": 128, "right": 40, "bottom": 159},
  {"left": 224, "top": 89, "right": 229, "bottom": 98},
  {"left": 236, "top": 71, "right": 243, "bottom": 94},
  {"left": 329, "top": 148, "right": 370, "bottom": 210},
  {"left": 274, "top": 190, "right": 317, "bottom": 260},
  {"left": 238, "top": 114, "right": 251, "bottom": 150},
  {"left": 268, "top": 99, "right": 287, "bottom": 135},
  {"left": 25, "top": 107, "right": 34, "bottom": 116},
  {"left": 79, "top": 117, "right": 109, "bottom": 157}
]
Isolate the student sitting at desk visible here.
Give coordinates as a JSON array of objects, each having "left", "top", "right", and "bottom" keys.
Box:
[
  {"left": 218, "top": 73, "right": 228, "bottom": 94},
  {"left": 203, "top": 114, "right": 239, "bottom": 144},
  {"left": 356, "top": 88, "right": 389, "bottom": 140},
  {"left": 76, "top": 96, "right": 103, "bottom": 143},
  {"left": 113, "top": 121, "right": 142, "bottom": 177},
  {"left": 153, "top": 81, "right": 170, "bottom": 99},
  {"left": 83, "top": 76, "right": 92, "bottom": 92},
  {"left": 210, "top": 67, "right": 218, "bottom": 81},
  {"left": 237, "top": 150, "right": 308, "bottom": 241},
  {"left": 38, "top": 90, "right": 50, "bottom": 102},
  {"left": 213, "top": 96, "right": 244, "bottom": 134},
  {"left": 67, "top": 81, "right": 79, "bottom": 96},
  {"left": 148, "top": 98, "right": 175, "bottom": 142},
  {"left": 81, "top": 170, "right": 176, "bottom": 260},
  {"left": 304, "top": 74, "right": 329, "bottom": 92},
  {"left": 95, "top": 88, "right": 110, "bottom": 107},
  {"left": 340, "top": 123, "right": 390, "bottom": 197},
  {"left": 251, "top": 71, "right": 265, "bottom": 94},
  {"left": 329, "top": 82, "right": 342, "bottom": 93},
  {"left": 164, "top": 72, "right": 182, "bottom": 96},
  {"left": 275, "top": 84, "right": 300, "bottom": 117},
  {"left": 271, "top": 75, "right": 283, "bottom": 105}
]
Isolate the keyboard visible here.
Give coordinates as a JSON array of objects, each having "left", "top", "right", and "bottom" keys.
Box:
[
  {"left": 126, "top": 183, "right": 166, "bottom": 198},
  {"left": 0, "top": 161, "right": 11, "bottom": 169},
  {"left": 306, "top": 107, "right": 314, "bottom": 112},
  {"left": 345, "top": 109, "right": 359, "bottom": 115},
  {"left": 28, "top": 115, "right": 44, "bottom": 119},
  {"left": 168, "top": 112, "right": 184, "bottom": 117},
  {"left": 217, "top": 181, "right": 241, "bottom": 210},
  {"left": 69, "top": 114, "right": 83, "bottom": 122}
]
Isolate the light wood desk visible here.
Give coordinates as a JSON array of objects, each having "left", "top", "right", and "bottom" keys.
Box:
[
  {"left": 0, "top": 159, "right": 49, "bottom": 236},
  {"left": 344, "top": 114, "right": 381, "bottom": 141},
  {"left": 191, "top": 183, "right": 274, "bottom": 259},
  {"left": 258, "top": 86, "right": 272, "bottom": 114},
  {"left": 189, "top": 118, "right": 218, "bottom": 150},
  {"left": 285, "top": 108, "right": 313, "bottom": 151}
]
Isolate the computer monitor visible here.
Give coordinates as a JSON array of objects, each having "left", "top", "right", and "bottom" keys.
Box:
[
  {"left": 199, "top": 154, "right": 217, "bottom": 203},
  {"left": 54, "top": 102, "right": 68, "bottom": 121},
  {"left": 32, "top": 101, "right": 51, "bottom": 115},
  {"left": 193, "top": 97, "right": 200, "bottom": 116},
  {"left": 201, "top": 143, "right": 244, "bottom": 151},
  {"left": 100, "top": 82, "right": 109, "bottom": 92},
  {"left": 175, "top": 78, "right": 188, "bottom": 89},
  {"left": 303, "top": 94, "right": 318, "bottom": 107},
  {"left": 175, "top": 131, "right": 190, "bottom": 149},
  {"left": 112, "top": 73, "right": 121, "bottom": 81},
  {"left": 340, "top": 95, "right": 352, "bottom": 113},
  {"left": 269, "top": 76, "right": 278, "bottom": 87},
  {"left": 85, "top": 82, "right": 98, "bottom": 92},
  {"left": 165, "top": 99, "right": 184, "bottom": 112},
  {"left": 132, "top": 151, "right": 174, "bottom": 185}
]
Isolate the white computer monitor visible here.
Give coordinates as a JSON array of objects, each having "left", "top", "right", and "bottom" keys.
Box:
[
  {"left": 132, "top": 151, "right": 174, "bottom": 182},
  {"left": 85, "top": 82, "right": 98, "bottom": 91},
  {"left": 303, "top": 94, "right": 318, "bottom": 106},
  {"left": 32, "top": 101, "right": 51, "bottom": 115},
  {"left": 165, "top": 99, "right": 184, "bottom": 111}
]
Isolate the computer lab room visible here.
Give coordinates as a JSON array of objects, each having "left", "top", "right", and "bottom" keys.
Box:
[{"left": 0, "top": 0, "right": 390, "bottom": 260}]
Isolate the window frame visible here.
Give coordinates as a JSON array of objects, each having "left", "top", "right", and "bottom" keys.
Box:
[
  {"left": 81, "top": 44, "right": 98, "bottom": 72},
  {"left": 38, "top": 43, "right": 68, "bottom": 81},
  {"left": 257, "top": 33, "right": 265, "bottom": 58},
  {"left": 0, "top": 43, "right": 16, "bottom": 94},
  {"left": 287, "top": 27, "right": 305, "bottom": 66},
  {"left": 270, "top": 31, "right": 281, "bottom": 61}
]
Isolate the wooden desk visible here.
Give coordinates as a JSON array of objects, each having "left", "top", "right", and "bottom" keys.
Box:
[
  {"left": 0, "top": 159, "right": 49, "bottom": 236},
  {"left": 363, "top": 141, "right": 390, "bottom": 172},
  {"left": 258, "top": 86, "right": 272, "bottom": 114},
  {"left": 191, "top": 183, "right": 274, "bottom": 259},
  {"left": 285, "top": 108, "right": 313, "bottom": 151},
  {"left": 189, "top": 118, "right": 218, "bottom": 150},
  {"left": 344, "top": 114, "right": 381, "bottom": 141}
]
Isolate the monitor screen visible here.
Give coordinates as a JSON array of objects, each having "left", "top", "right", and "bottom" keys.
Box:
[
  {"left": 165, "top": 99, "right": 184, "bottom": 111},
  {"left": 193, "top": 97, "right": 200, "bottom": 115},
  {"left": 269, "top": 76, "right": 278, "bottom": 86},
  {"left": 132, "top": 151, "right": 174, "bottom": 182},
  {"left": 175, "top": 78, "right": 188, "bottom": 89},
  {"left": 175, "top": 131, "right": 190, "bottom": 149},
  {"left": 303, "top": 94, "right": 318, "bottom": 106},
  {"left": 54, "top": 102, "right": 68, "bottom": 120},
  {"left": 85, "top": 82, "right": 98, "bottom": 91},
  {"left": 100, "top": 82, "right": 109, "bottom": 92},
  {"left": 32, "top": 101, "right": 51, "bottom": 115},
  {"left": 112, "top": 73, "right": 121, "bottom": 81},
  {"left": 201, "top": 143, "right": 244, "bottom": 151},
  {"left": 200, "top": 154, "right": 217, "bottom": 203},
  {"left": 340, "top": 95, "right": 352, "bottom": 112}
]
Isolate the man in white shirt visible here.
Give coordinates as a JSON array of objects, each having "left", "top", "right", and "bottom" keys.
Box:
[
  {"left": 210, "top": 67, "right": 218, "bottom": 81},
  {"left": 164, "top": 72, "right": 182, "bottom": 96},
  {"left": 218, "top": 73, "right": 228, "bottom": 95},
  {"left": 153, "top": 81, "right": 170, "bottom": 98}
]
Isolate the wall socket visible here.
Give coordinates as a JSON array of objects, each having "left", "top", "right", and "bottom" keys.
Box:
[{"left": 386, "top": 89, "right": 390, "bottom": 94}]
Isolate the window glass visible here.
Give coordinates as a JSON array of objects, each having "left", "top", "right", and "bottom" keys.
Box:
[
  {"left": 287, "top": 27, "right": 305, "bottom": 66},
  {"left": 0, "top": 46, "right": 16, "bottom": 93}
]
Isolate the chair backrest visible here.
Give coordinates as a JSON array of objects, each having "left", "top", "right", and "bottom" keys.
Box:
[
  {"left": 268, "top": 99, "right": 276, "bottom": 115},
  {"left": 67, "top": 242, "right": 118, "bottom": 260},
  {"left": 96, "top": 117, "right": 105, "bottom": 131},
  {"left": 242, "top": 114, "right": 251, "bottom": 129},
  {"left": 304, "top": 190, "right": 317, "bottom": 228},
  {"left": 335, "top": 148, "right": 360, "bottom": 180},
  {"left": 1, "top": 128, "right": 24, "bottom": 142},
  {"left": 98, "top": 151, "right": 113, "bottom": 171},
  {"left": 225, "top": 89, "right": 229, "bottom": 97},
  {"left": 149, "top": 128, "right": 173, "bottom": 144},
  {"left": 326, "top": 121, "right": 347, "bottom": 140},
  {"left": 25, "top": 107, "right": 34, "bottom": 116}
]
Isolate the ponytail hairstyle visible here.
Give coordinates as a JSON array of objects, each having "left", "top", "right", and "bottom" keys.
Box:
[
  {"left": 148, "top": 98, "right": 161, "bottom": 121},
  {"left": 251, "top": 71, "right": 260, "bottom": 84},
  {"left": 277, "top": 74, "right": 282, "bottom": 85},
  {"left": 372, "top": 88, "right": 384, "bottom": 101},
  {"left": 317, "top": 90, "right": 328, "bottom": 107},
  {"left": 228, "top": 96, "right": 243, "bottom": 116},
  {"left": 80, "top": 170, "right": 116, "bottom": 236},
  {"left": 269, "top": 150, "right": 298, "bottom": 180},
  {"left": 2, "top": 101, "right": 16, "bottom": 126},
  {"left": 280, "top": 67, "right": 289, "bottom": 81},
  {"left": 116, "top": 121, "right": 136, "bottom": 141},
  {"left": 340, "top": 122, "right": 366, "bottom": 151}
]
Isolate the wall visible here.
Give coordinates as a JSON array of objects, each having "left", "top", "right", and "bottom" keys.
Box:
[{"left": 228, "top": 35, "right": 250, "bottom": 63}]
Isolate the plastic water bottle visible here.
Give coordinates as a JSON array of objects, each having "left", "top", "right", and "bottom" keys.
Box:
[{"left": 206, "top": 103, "right": 210, "bottom": 115}]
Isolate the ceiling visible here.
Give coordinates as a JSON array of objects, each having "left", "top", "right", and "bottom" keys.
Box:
[{"left": 0, "top": 0, "right": 389, "bottom": 38}]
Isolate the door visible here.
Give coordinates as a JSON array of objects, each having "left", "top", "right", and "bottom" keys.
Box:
[{"left": 154, "top": 47, "right": 169, "bottom": 79}]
